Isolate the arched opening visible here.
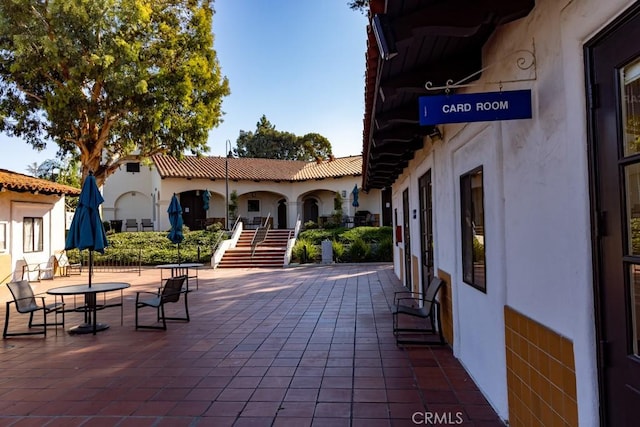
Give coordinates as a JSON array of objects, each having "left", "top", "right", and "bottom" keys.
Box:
[
  {"left": 303, "top": 198, "right": 319, "bottom": 224},
  {"left": 277, "top": 199, "right": 288, "bottom": 229}
]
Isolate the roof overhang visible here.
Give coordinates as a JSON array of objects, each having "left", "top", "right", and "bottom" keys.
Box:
[{"left": 362, "top": 0, "right": 535, "bottom": 190}]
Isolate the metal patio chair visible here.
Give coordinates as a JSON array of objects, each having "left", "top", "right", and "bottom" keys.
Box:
[
  {"left": 140, "top": 218, "right": 154, "bottom": 231},
  {"left": 392, "top": 277, "right": 446, "bottom": 345},
  {"left": 3, "top": 280, "right": 65, "bottom": 338},
  {"left": 55, "top": 250, "right": 82, "bottom": 276},
  {"left": 135, "top": 275, "right": 189, "bottom": 330},
  {"left": 125, "top": 219, "right": 138, "bottom": 231},
  {"left": 21, "top": 257, "right": 54, "bottom": 282}
]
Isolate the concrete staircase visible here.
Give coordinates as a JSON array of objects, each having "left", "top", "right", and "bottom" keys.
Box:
[{"left": 217, "top": 229, "right": 291, "bottom": 268}]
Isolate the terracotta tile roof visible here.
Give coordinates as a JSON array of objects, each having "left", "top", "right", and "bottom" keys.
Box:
[
  {"left": 0, "top": 169, "right": 81, "bottom": 196},
  {"left": 152, "top": 155, "right": 362, "bottom": 181}
]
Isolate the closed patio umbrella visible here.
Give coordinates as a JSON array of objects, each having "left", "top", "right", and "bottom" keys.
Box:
[
  {"left": 167, "top": 193, "right": 184, "bottom": 263},
  {"left": 202, "top": 189, "right": 211, "bottom": 211},
  {"left": 65, "top": 171, "right": 108, "bottom": 288},
  {"left": 352, "top": 184, "right": 360, "bottom": 208}
]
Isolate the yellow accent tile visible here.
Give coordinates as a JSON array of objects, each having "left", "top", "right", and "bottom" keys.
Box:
[
  {"left": 505, "top": 306, "right": 578, "bottom": 427},
  {"left": 549, "top": 332, "right": 563, "bottom": 361},
  {"left": 562, "top": 365, "right": 577, "bottom": 400},
  {"left": 530, "top": 321, "right": 540, "bottom": 346},
  {"left": 548, "top": 357, "right": 564, "bottom": 389},
  {"left": 550, "top": 384, "right": 564, "bottom": 413},
  {"left": 560, "top": 337, "right": 575, "bottom": 368},
  {"left": 563, "top": 395, "right": 579, "bottom": 426}
]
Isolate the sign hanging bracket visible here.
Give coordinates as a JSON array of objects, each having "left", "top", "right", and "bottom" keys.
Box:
[{"left": 425, "top": 39, "right": 537, "bottom": 93}]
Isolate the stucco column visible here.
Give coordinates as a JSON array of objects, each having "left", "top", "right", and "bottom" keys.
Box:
[
  {"left": 157, "top": 199, "right": 170, "bottom": 231},
  {"left": 289, "top": 200, "right": 303, "bottom": 229}
]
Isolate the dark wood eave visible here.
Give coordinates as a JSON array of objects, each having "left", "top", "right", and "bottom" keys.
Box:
[{"left": 362, "top": 0, "right": 535, "bottom": 190}]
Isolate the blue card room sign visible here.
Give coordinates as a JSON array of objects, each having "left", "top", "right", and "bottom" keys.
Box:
[{"left": 419, "top": 89, "right": 532, "bottom": 125}]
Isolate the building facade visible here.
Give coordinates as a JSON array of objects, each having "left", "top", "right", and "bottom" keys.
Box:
[
  {"left": 0, "top": 169, "right": 80, "bottom": 284},
  {"left": 362, "top": 0, "right": 640, "bottom": 425},
  {"left": 102, "top": 154, "right": 385, "bottom": 232}
]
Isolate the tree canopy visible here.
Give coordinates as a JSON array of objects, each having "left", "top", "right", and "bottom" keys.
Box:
[
  {"left": 0, "top": 0, "right": 230, "bottom": 185},
  {"left": 235, "top": 115, "right": 333, "bottom": 161},
  {"left": 347, "top": 0, "right": 369, "bottom": 14}
]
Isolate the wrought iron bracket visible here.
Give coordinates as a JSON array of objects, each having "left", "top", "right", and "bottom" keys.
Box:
[{"left": 425, "top": 40, "right": 537, "bottom": 93}]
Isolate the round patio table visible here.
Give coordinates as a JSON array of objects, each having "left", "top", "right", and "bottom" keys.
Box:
[
  {"left": 47, "top": 282, "right": 130, "bottom": 335},
  {"left": 155, "top": 263, "right": 203, "bottom": 290}
]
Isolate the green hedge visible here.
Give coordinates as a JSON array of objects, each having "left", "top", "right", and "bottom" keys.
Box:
[
  {"left": 292, "top": 226, "right": 393, "bottom": 263},
  {"left": 67, "top": 229, "right": 226, "bottom": 265},
  {"left": 298, "top": 226, "right": 392, "bottom": 245}
]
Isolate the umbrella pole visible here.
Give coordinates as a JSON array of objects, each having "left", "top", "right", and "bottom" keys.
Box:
[{"left": 89, "top": 250, "right": 93, "bottom": 287}]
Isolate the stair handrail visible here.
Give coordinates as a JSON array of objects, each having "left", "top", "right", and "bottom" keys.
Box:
[
  {"left": 284, "top": 214, "right": 302, "bottom": 266},
  {"left": 293, "top": 213, "right": 302, "bottom": 238},
  {"left": 261, "top": 213, "right": 271, "bottom": 229},
  {"left": 230, "top": 216, "right": 242, "bottom": 234},
  {"left": 211, "top": 218, "right": 244, "bottom": 268},
  {"left": 250, "top": 221, "right": 271, "bottom": 258}
]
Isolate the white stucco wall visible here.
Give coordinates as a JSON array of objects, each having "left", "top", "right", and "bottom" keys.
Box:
[
  {"left": 387, "top": 0, "right": 637, "bottom": 423},
  {"left": 102, "top": 161, "right": 156, "bottom": 226},
  {"left": 102, "top": 161, "right": 382, "bottom": 231},
  {"left": 0, "top": 191, "right": 68, "bottom": 279}
]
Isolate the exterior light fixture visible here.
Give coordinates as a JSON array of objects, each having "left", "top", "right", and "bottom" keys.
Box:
[{"left": 373, "top": 14, "right": 397, "bottom": 61}]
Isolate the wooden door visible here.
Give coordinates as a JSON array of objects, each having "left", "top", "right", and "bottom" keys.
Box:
[{"left": 587, "top": 5, "right": 640, "bottom": 424}]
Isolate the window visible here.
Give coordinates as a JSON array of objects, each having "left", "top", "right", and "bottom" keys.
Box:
[
  {"left": 126, "top": 162, "right": 140, "bottom": 173},
  {"left": 23, "top": 217, "right": 43, "bottom": 253},
  {"left": 0, "top": 222, "right": 6, "bottom": 252},
  {"left": 248, "top": 199, "right": 260, "bottom": 212},
  {"left": 460, "top": 167, "right": 486, "bottom": 291}
]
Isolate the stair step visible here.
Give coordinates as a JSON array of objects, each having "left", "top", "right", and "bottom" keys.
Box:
[{"left": 218, "top": 228, "right": 292, "bottom": 268}]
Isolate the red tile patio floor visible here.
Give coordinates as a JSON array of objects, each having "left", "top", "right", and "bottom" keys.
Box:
[{"left": 0, "top": 264, "right": 505, "bottom": 426}]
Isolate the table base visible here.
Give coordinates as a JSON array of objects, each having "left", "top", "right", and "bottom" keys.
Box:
[{"left": 68, "top": 323, "right": 110, "bottom": 335}]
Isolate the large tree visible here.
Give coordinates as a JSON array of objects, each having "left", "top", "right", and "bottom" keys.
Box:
[
  {"left": 0, "top": 0, "right": 229, "bottom": 185},
  {"left": 235, "top": 115, "right": 332, "bottom": 161},
  {"left": 347, "top": 0, "right": 369, "bottom": 14}
]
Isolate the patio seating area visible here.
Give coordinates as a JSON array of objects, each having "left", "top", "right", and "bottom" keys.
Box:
[{"left": 0, "top": 264, "right": 503, "bottom": 426}]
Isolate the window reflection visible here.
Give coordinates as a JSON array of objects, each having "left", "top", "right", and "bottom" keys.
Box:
[
  {"left": 630, "top": 265, "right": 640, "bottom": 356},
  {"left": 461, "top": 167, "right": 485, "bottom": 291},
  {"left": 625, "top": 164, "right": 640, "bottom": 256},
  {"left": 622, "top": 58, "right": 640, "bottom": 157}
]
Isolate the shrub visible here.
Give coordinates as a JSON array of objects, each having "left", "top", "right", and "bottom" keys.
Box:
[
  {"left": 348, "top": 237, "right": 370, "bottom": 262},
  {"left": 332, "top": 240, "right": 345, "bottom": 262},
  {"left": 303, "top": 220, "right": 319, "bottom": 230},
  {"left": 295, "top": 225, "right": 392, "bottom": 263},
  {"left": 372, "top": 236, "right": 393, "bottom": 262},
  {"left": 298, "top": 228, "right": 342, "bottom": 244},
  {"left": 324, "top": 221, "right": 341, "bottom": 229},
  {"left": 206, "top": 222, "right": 223, "bottom": 232},
  {"left": 292, "top": 239, "right": 319, "bottom": 263},
  {"left": 339, "top": 226, "right": 393, "bottom": 244},
  {"left": 473, "top": 237, "right": 485, "bottom": 262},
  {"left": 67, "top": 229, "right": 226, "bottom": 265}
]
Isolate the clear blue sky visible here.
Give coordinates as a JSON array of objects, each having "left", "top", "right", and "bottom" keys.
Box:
[{"left": 0, "top": 0, "right": 368, "bottom": 174}]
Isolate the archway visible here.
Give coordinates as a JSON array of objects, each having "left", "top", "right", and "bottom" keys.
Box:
[
  {"left": 277, "top": 199, "right": 288, "bottom": 229},
  {"left": 303, "top": 198, "right": 318, "bottom": 224}
]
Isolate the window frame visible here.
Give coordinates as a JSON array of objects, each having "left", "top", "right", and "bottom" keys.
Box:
[
  {"left": 126, "top": 162, "right": 140, "bottom": 173},
  {"left": 460, "top": 166, "right": 486, "bottom": 292},
  {"left": 23, "top": 216, "right": 44, "bottom": 253},
  {"left": 248, "top": 199, "right": 260, "bottom": 212},
  {"left": 0, "top": 222, "right": 6, "bottom": 252}
]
